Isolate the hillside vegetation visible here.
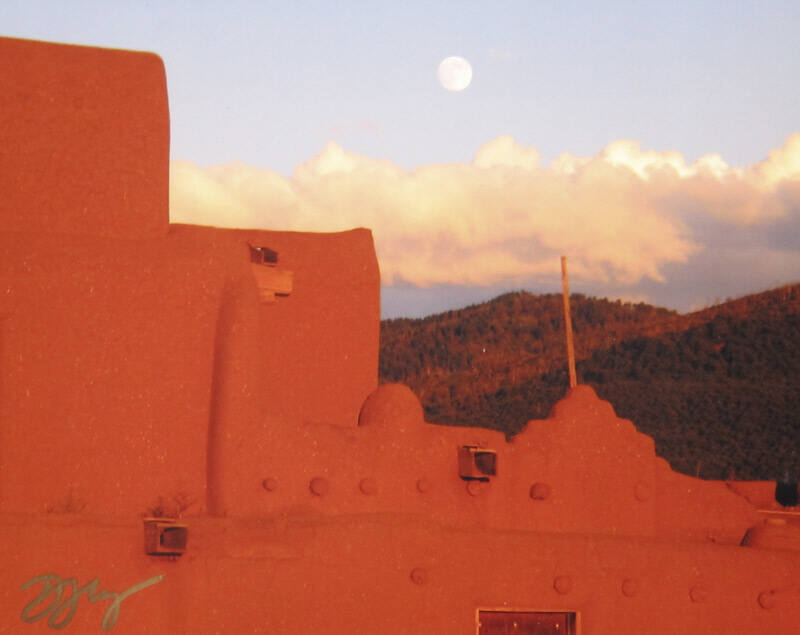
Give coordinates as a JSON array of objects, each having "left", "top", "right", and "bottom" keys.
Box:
[{"left": 380, "top": 284, "right": 800, "bottom": 480}]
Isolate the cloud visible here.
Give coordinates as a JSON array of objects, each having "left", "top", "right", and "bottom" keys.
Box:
[
  {"left": 170, "top": 133, "right": 800, "bottom": 291},
  {"left": 474, "top": 135, "right": 540, "bottom": 170}
]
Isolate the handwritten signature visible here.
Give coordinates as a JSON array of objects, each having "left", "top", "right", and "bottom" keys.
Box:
[{"left": 21, "top": 573, "right": 164, "bottom": 630}]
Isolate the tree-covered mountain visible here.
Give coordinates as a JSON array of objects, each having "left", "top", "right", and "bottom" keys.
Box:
[{"left": 380, "top": 284, "right": 800, "bottom": 480}]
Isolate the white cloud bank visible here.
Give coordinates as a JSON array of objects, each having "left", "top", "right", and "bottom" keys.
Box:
[{"left": 170, "top": 133, "right": 800, "bottom": 290}]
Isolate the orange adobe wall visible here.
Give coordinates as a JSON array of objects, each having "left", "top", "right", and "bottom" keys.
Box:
[
  {"left": 0, "top": 36, "right": 379, "bottom": 519},
  {"left": 1, "top": 35, "right": 799, "bottom": 634}
]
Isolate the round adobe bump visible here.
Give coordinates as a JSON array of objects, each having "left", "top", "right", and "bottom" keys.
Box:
[
  {"left": 416, "top": 478, "right": 432, "bottom": 493},
  {"left": 410, "top": 568, "right": 427, "bottom": 585},
  {"left": 621, "top": 578, "right": 638, "bottom": 597},
  {"left": 758, "top": 590, "right": 777, "bottom": 609},
  {"left": 359, "top": 478, "right": 377, "bottom": 495},
  {"left": 466, "top": 480, "right": 485, "bottom": 497},
  {"left": 262, "top": 477, "right": 278, "bottom": 492},
  {"left": 529, "top": 482, "right": 551, "bottom": 500},
  {"left": 741, "top": 517, "right": 800, "bottom": 550},
  {"left": 309, "top": 477, "right": 329, "bottom": 496},
  {"left": 554, "top": 575, "right": 573, "bottom": 595},
  {"left": 358, "top": 383, "right": 424, "bottom": 429},
  {"left": 689, "top": 585, "right": 708, "bottom": 603}
]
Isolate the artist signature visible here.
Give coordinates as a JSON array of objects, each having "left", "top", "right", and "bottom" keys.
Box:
[{"left": 21, "top": 573, "right": 164, "bottom": 631}]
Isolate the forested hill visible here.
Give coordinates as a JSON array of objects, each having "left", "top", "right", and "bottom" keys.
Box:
[{"left": 379, "top": 284, "right": 800, "bottom": 480}]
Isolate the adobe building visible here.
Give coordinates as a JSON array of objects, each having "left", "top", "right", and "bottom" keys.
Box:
[{"left": 0, "top": 36, "right": 798, "bottom": 633}]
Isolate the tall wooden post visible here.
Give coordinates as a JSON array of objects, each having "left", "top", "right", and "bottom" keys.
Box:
[{"left": 561, "top": 256, "right": 577, "bottom": 388}]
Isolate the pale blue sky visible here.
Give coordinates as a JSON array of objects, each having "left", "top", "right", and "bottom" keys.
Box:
[{"left": 3, "top": 2, "right": 800, "bottom": 317}]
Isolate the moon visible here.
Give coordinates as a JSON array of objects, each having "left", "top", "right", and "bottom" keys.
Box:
[{"left": 437, "top": 56, "right": 472, "bottom": 92}]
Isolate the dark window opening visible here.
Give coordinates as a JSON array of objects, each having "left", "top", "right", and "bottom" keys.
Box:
[
  {"left": 459, "top": 446, "right": 498, "bottom": 481},
  {"left": 775, "top": 480, "right": 799, "bottom": 507},
  {"left": 249, "top": 245, "right": 278, "bottom": 265},
  {"left": 475, "top": 451, "right": 497, "bottom": 476},
  {"left": 160, "top": 526, "right": 188, "bottom": 550},
  {"left": 478, "top": 610, "right": 577, "bottom": 635}
]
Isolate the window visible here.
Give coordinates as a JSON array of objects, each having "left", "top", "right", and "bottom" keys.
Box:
[
  {"left": 459, "top": 446, "right": 497, "bottom": 481},
  {"left": 477, "top": 611, "right": 577, "bottom": 635},
  {"left": 249, "top": 245, "right": 278, "bottom": 265}
]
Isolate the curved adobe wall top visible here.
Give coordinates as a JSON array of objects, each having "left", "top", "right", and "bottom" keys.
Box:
[
  {"left": 226, "top": 382, "right": 758, "bottom": 543},
  {"left": 0, "top": 36, "right": 169, "bottom": 237}
]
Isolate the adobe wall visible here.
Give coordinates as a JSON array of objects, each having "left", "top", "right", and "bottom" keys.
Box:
[
  {"left": 0, "top": 224, "right": 379, "bottom": 517},
  {"left": 219, "top": 383, "right": 759, "bottom": 541},
  {"left": 0, "top": 34, "right": 761, "bottom": 535},
  {"left": 2, "top": 34, "right": 799, "bottom": 633},
  {"left": 0, "top": 37, "right": 169, "bottom": 237},
  {"left": 2, "top": 513, "right": 798, "bottom": 634},
  {"left": 0, "top": 36, "right": 379, "bottom": 517}
]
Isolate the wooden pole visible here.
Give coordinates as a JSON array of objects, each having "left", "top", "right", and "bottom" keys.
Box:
[{"left": 561, "top": 256, "right": 577, "bottom": 388}]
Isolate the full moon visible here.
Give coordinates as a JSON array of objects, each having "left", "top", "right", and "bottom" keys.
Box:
[{"left": 437, "top": 56, "right": 472, "bottom": 92}]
